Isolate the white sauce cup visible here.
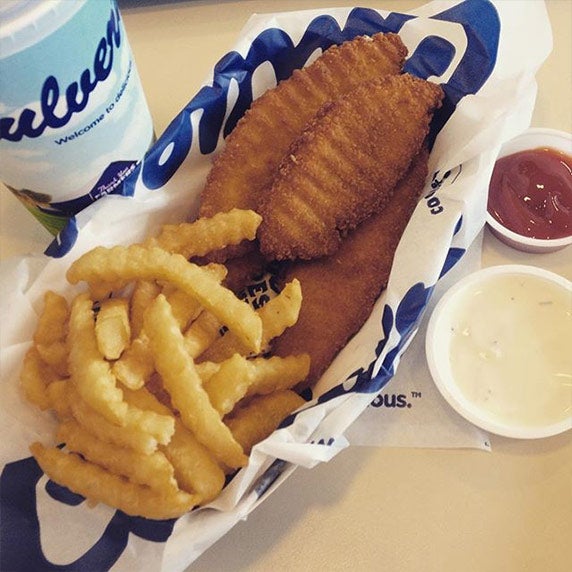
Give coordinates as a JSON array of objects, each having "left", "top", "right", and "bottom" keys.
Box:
[{"left": 426, "top": 264, "right": 572, "bottom": 439}]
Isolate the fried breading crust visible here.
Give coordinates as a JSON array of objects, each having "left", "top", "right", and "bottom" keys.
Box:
[
  {"left": 199, "top": 33, "right": 407, "bottom": 223},
  {"left": 257, "top": 74, "right": 443, "bottom": 261},
  {"left": 270, "top": 147, "right": 430, "bottom": 389}
]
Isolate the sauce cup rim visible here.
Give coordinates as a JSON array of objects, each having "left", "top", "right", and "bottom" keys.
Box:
[
  {"left": 485, "top": 127, "right": 572, "bottom": 251},
  {"left": 425, "top": 264, "right": 572, "bottom": 439}
]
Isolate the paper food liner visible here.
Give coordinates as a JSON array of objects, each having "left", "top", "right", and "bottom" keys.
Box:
[{"left": 0, "top": 1, "right": 552, "bottom": 570}]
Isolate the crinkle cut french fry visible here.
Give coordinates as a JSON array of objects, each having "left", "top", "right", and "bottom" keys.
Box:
[
  {"left": 112, "top": 335, "right": 154, "bottom": 390},
  {"left": 121, "top": 385, "right": 172, "bottom": 415},
  {"left": 89, "top": 279, "right": 128, "bottom": 302},
  {"left": 46, "top": 379, "right": 72, "bottom": 419},
  {"left": 20, "top": 347, "right": 60, "bottom": 410},
  {"left": 104, "top": 383, "right": 175, "bottom": 446},
  {"left": 198, "top": 279, "right": 302, "bottom": 362},
  {"left": 183, "top": 310, "right": 223, "bottom": 358},
  {"left": 95, "top": 297, "right": 131, "bottom": 360},
  {"left": 144, "top": 294, "right": 247, "bottom": 469},
  {"left": 114, "top": 371, "right": 178, "bottom": 446},
  {"left": 195, "top": 361, "right": 221, "bottom": 383},
  {"left": 34, "top": 291, "right": 69, "bottom": 346},
  {"left": 120, "top": 387, "right": 225, "bottom": 502},
  {"left": 162, "top": 420, "right": 225, "bottom": 503},
  {"left": 226, "top": 390, "right": 306, "bottom": 455},
  {"left": 125, "top": 402, "right": 175, "bottom": 446},
  {"left": 57, "top": 420, "right": 178, "bottom": 492},
  {"left": 70, "top": 394, "right": 159, "bottom": 455},
  {"left": 30, "top": 443, "right": 197, "bottom": 520},
  {"left": 130, "top": 280, "right": 160, "bottom": 338},
  {"left": 35, "top": 341, "right": 69, "bottom": 378},
  {"left": 162, "top": 285, "right": 202, "bottom": 330},
  {"left": 203, "top": 354, "right": 250, "bottom": 415},
  {"left": 244, "top": 354, "right": 310, "bottom": 396},
  {"left": 144, "top": 372, "right": 174, "bottom": 411},
  {"left": 258, "top": 279, "right": 303, "bottom": 342},
  {"left": 150, "top": 209, "right": 262, "bottom": 259},
  {"left": 204, "top": 353, "right": 310, "bottom": 415},
  {"left": 68, "top": 293, "right": 128, "bottom": 425},
  {"left": 162, "top": 263, "right": 227, "bottom": 330},
  {"left": 67, "top": 245, "right": 262, "bottom": 353},
  {"left": 34, "top": 291, "right": 70, "bottom": 377}
]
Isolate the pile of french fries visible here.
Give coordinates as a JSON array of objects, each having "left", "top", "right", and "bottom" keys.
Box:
[{"left": 21, "top": 209, "right": 308, "bottom": 520}]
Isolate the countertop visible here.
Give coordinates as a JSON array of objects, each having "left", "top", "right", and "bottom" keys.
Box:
[{"left": 1, "top": 1, "right": 570, "bottom": 571}]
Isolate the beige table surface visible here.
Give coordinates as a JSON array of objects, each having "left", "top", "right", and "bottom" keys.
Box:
[{"left": 1, "top": 1, "right": 571, "bottom": 571}]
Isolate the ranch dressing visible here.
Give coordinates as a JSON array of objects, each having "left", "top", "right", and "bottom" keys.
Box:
[{"left": 448, "top": 272, "right": 572, "bottom": 428}]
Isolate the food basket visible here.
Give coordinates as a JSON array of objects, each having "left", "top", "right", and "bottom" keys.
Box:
[{"left": 0, "top": 1, "right": 552, "bottom": 569}]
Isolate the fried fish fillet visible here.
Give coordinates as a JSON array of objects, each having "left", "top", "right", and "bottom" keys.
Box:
[
  {"left": 270, "top": 146, "right": 430, "bottom": 389},
  {"left": 257, "top": 74, "right": 443, "bottom": 261},
  {"left": 199, "top": 33, "right": 407, "bottom": 224}
]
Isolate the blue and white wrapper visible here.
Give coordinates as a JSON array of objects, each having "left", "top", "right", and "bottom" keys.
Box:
[{"left": 0, "top": 1, "right": 552, "bottom": 570}]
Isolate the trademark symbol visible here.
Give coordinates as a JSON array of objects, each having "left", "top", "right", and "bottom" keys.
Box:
[{"left": 411, "top": 391, "right": 422, "bottom": 399}]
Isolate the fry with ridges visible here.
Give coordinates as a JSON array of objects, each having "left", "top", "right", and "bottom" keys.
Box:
[
  {"left": 130, "top": 280, "right": 160, "bottom": 337},
  {"left": 30, "top": 443, "right": 197, "bottom": 520},
  {"left": 95, "top": 298, "right": 131, "bottom": 360},
  {"left": 57, "top": 420, "right": 178, "bottom": 492},
  {"left": 34, "top": 291, "right": 69, "bottom": 346},
  {"left": 20, "top": 347, "right": 59, "bottom": 411},
  {"left": 163, "top": 420, "right": 226, "bottom": 503},
  {"left": 46, "top": 379, "right": 72, "bottom": 419},
  {"left": 150, "top": 208, "right": 262, "bottom": 259},
  {"left": 183, "top": 310, "right": 223, "bottom": 358},
  {"left": 144, "top": 294, "right": 247, "bottom": 469},
  {"left": 226, "top": 391, "right": 306, "bottom": 455},
  {"left": 70, "top": 393, "right": 159, "bottom": 455},
  {"left": 68, "top": 293, "right": 128, "bottom": 425},
  {"left": 120, "top": 388, "right": 224, "bottom": 501},
  {"left": 204, "top": 353, "right": 310, "bottom": 415},
  {"left": 112, "top": 335, "right": 154, "bottom": 390},
  {"left": 67, "top": 245, "right": 262, "bottom": 353},
  {"left": 34, "top": 291, "right": 69, "bottom": 377},
  {"left": 198, "top": 279, "right": 302, "bottom": 362}
]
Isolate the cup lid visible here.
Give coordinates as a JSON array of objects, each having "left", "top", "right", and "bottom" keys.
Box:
[{"left": 0, "top": 0, "right": 86, "bottom": 59}]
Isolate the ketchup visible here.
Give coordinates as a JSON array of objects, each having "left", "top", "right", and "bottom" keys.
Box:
[{"left": 487, "top": 147, "right": 572, "bottom": 239}]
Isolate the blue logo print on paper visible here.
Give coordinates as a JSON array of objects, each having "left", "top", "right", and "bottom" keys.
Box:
[{"left": 48, "top": 0, "right": 500, "bottom": 257}]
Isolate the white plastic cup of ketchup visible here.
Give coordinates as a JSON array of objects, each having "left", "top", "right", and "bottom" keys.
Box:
[{"left": 486, "top": 128, "right": 572, "bottom": 253}]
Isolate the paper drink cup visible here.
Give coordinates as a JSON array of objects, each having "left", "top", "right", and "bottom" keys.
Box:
[{"left": 0, "top": 0, "right": 153, "bottom": 234}]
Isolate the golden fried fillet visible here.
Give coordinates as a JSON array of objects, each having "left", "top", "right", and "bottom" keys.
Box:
[
  {"left": 271, "top": 147, "right": 430, "bottom": 389},
  {"left": 257, "top": 74, "right": 443, "bottom": 261},
  {"left": 199, "top": 33, "right": 407, "bottom": 224}
]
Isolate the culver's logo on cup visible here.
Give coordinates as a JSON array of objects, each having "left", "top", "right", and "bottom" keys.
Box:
[{"left": 0, "top": 0, "right": 153, "bottom": 234}]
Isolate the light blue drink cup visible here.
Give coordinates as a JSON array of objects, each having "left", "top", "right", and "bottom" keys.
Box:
[{"left": 0, "top": 0, "right": 153, "bottom": 234}]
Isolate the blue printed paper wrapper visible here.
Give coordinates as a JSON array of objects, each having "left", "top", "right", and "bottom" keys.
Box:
[{"left": 0, "top": 1, "right": 552, "bottom": 570}]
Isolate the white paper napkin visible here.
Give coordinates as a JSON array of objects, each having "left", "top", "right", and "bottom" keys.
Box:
[{"left": 346, "top": 233, "right": 491, "bottom": 451}]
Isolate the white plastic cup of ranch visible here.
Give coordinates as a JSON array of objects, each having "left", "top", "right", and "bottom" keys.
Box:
[{"left": 0, "top": 0, "right": 153, "bottom": 235}]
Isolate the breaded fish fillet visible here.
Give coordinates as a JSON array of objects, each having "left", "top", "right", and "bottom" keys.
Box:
[
  {"left": 199, "top": 33, "right": 407, "bottom": 222},
  {"left": 257, "top": 74, "right": 443, "bottom": 261},
  {"left": 271, "top": 147, "right": 429, "bottom": 389}
]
